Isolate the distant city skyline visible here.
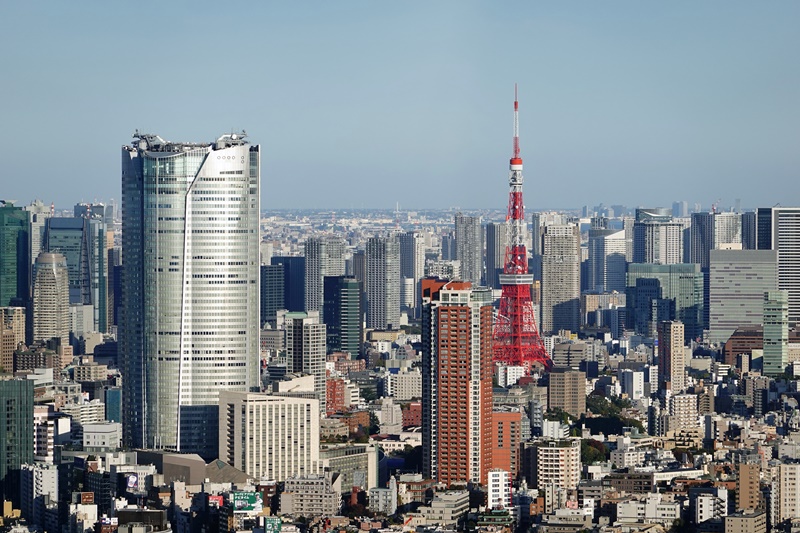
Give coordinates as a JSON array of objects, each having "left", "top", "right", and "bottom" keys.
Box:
[{"left": 2, "top": 3, "right": 799, "bottom": 209}]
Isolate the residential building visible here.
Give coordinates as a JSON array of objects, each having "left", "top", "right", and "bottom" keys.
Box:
[
  {"left": 121, "top": 132, "right": 260, "bottom": 459},
  {"left": 487, "top": 469, "right": 512, "bottom": 510},
  {"left": 737, "top": 463, "right": 761, "bottom": 511},
  {"left": 485, "top": 222, "right": 508, "bottom": 289},
  {"left": 658, "top": 321, "right": 686, "bottom": 393},
  {"left": 548, "top": 369, "right": 586, "bottom": 418},
  {"left": 492, "top": 410, "right": 522, "bottom": 478},
  {"left": 32, "top": 252, "right": 70, "bottom": 345},
  {"left": 20, "top": 463, "right": 58, "bottom": 528},
  {"left": 399, "top": 231, "right": 426, "bottom": 311},
  {"left": 366, "top": 235, "right": 401, "bottom": 330},
  {"left": 281, "top": 310, "right": 327, "bottom": 401},
  {"left": 522, "top": 439, "right": 581, "bottom": 491},
  {"left": 455, "top": 213, "right": 483, "bottom": 286},
  {"left": 421, "top": 279, "right": 493, "bottom": 486},
  {"left": 763, "top": 290, "right": 789, "bottom": 376},
  {"left": 304, "top": 236, "right": 346, "bottom": 316}
]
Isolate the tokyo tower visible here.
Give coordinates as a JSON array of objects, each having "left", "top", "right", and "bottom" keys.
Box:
[{"left": 492, "top": 85, "right": 551, "bottom": 371}]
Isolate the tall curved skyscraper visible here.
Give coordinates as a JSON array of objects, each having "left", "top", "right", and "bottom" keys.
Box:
[
  {"left": 121, "top": 132, "right": 260, "bottom": 459},
  {"left": 32, "top": 252, "right": 69, "bottom": 345}
]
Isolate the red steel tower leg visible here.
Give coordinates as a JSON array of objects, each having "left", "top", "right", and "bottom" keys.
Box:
[{"left": 492, "top": 85, "right": 551, "bottom": 372}]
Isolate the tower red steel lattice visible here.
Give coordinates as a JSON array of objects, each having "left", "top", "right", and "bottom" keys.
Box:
[{"left": 492, "top": 85, "right": 551, "bottom": 371}]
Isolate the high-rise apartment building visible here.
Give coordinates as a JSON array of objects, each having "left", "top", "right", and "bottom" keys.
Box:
[
  {"left": 737, "top": 463, "right": 761, "bottom": 511},
  {"left": 763, "top": 290, "right": 788, "bottom": 376},
  {"left": 454, "top": 214, "right": 483, "bottom": 286},
  {"left": 219, "top": 392, "right": 320, "bottom": 482},
  {"left": 32, "top": 252, "right": 70, "bottom": 345},
  {"left": 485, "top": 222, "right": 508, "bottom": 290},
  {"left": 399, "top": 231, "right": 425, "bottom": 312},
  {"left": 421, "top": 279, "right": 493, "bottom": 486},
  {"left": 0, "top": 201, "right": 30, "bottom": 309},
  {"left": 632, "top": 208, "right": 684, "bottom": 265},
  {"left": 304, "top": 236, "right": 346, "bottom": 316},
  {"left": 708, "top": 250, "right": 777, "bottom": 344},
  {"left": 121, "top": 132, "right": 259, "bottom": 459},
  {"left": 281, "top": 311, "right": 327, "bottom": 401},
  {"left": 548, "top": 369, "right": 586, "bottom": 418},
  {"left": 0, "top": 377, "right": 34, "bottom": 506},
  {"left": 366, "top": 235, "right": 400, "bottom": 330},
  {"left": 323, "top": 276, "right": 362, "bottom": 357},
  {"left": 44, "top": 216, "right": 109, "bottom": 333},
  {"left": 658, "top": 321, "right": 685, "bottom": 394},
  {"left": 541, "top": 224, "right": 580, "bottom": 334}
]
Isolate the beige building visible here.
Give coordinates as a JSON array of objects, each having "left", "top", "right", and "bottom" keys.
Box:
[
  {"left": 725, "top": 510, "right": 766, "bottom": 533},
  {"left": 218, "top": 391, "right": 320, "bottom": 482},
  {"left": 524, "top": 438, "right": 581, "bottom": 491},
  {"left": 32, "top": 252, "right": 70, "bottom": 345},
  {"left": 737, "top": 463, "right": 761, "bottom": 511},
  {"left": 0, "top": 307, "right": 25, "bottom": 372},
  {"left": 548, "top": 369, "right": 586, "bottom": 418}
]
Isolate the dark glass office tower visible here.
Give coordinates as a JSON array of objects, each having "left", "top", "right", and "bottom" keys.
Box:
[{"left": 323, "top": 276, "right": 363, "bottom": 357}]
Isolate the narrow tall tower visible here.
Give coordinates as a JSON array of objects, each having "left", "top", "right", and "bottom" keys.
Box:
[{"left": 493, "top": 86, "right": 550, "bottom": 371}]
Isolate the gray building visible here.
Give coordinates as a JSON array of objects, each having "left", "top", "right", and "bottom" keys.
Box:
[
  {"left": 626, "top": 263, "right": 704, "bottom": 340},
  {"left": 541, "top": 224, "right": 580, "bottom": 334},
  {"left": 44, "top": 216, "right": 109, "bottom": 332},
  {"left": 121, "top": 132, "right": 260, "bottom": 459},
  {"left": 455, "top": 213, "right": 483, "bottom": 286},
  {"left": 485, "top": 222, "right": 508, "bottom": 289},
  {"left": 304, "top": 236, "right": 346, "bottom": 316},
  {"left": 763, "top": 290, "right": 788, "bottom": 376},
  {"left": 708, "top": 250, "right": 777, "bottom": 344},
  {"left": 632, "top": 208, "right": 684, "bottom": 265},
  {"left": 366, "top": 235, "right": 400, "bottom": 330}
]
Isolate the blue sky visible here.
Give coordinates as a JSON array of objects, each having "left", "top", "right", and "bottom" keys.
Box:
[{"left": 1, "top": 2, "right": 798, "bottom": 210}]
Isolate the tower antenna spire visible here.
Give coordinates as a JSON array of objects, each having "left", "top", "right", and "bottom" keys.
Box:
[
  {"left": 513, "top": 83, "right": 520, "bottom": 161},
  {"left": 493, "top": 85, "right": 550, "bottom": 372}
]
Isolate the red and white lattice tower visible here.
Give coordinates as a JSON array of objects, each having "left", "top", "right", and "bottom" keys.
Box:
[{"left": 492, "top": 85, "right": 551, "bottom": 371}]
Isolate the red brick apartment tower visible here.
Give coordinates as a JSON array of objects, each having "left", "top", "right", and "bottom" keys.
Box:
[{"left": 422, "top": 278, "right": 493, "bottom": 486}]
